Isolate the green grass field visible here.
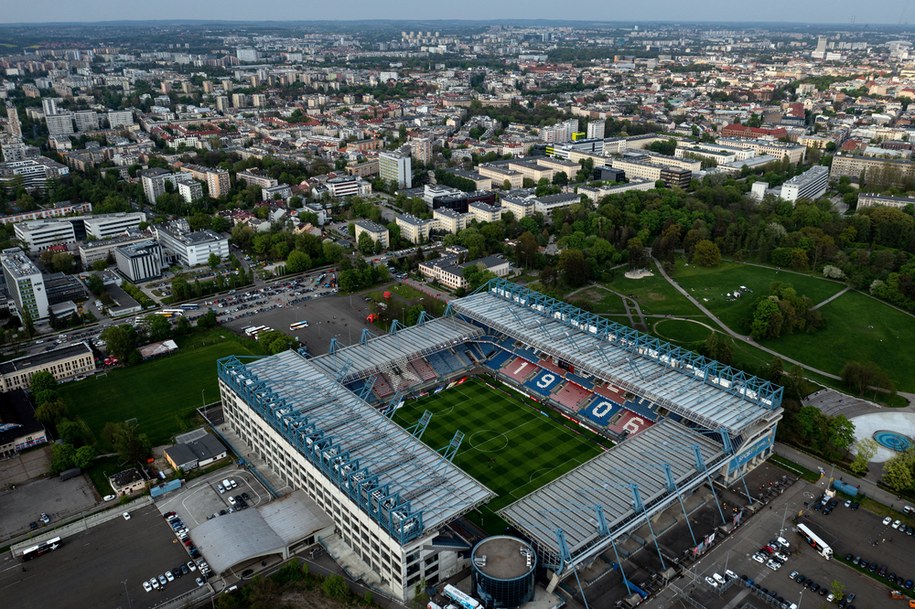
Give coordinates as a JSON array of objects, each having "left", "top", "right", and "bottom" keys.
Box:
[
  {"left": 393, "top": 378, "right": 603, "bottom": 532},
  {"left": 605, "top": 261, "right": 708, "bottom": 317},
  {"left": 674, "top": 260, "right": 845, "bottom": 332},
  {"left": 59, "top": 329, "right": 260, "bottom": 448}
]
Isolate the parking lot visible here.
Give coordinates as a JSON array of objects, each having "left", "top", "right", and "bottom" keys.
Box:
[
  {"left": 643, "top": 473, "right": 913, "bottom": 609},
  {"left": 0, "top": 503, "right": 203, "bottom": 609},
  {"left": 154, "top": 467, "right": 268, "bottom": 529},
  {"left": 0, "top": 474, "right": 97, "bottom": 541}
]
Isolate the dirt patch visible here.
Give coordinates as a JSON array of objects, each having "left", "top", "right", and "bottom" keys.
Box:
[{"left": 624, "top": 268, "right": 654, "bottom": 280}]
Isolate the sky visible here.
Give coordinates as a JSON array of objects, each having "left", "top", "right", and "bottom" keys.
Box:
[{"left": 0, "top": 0, "right": 911, "bottom": 25}]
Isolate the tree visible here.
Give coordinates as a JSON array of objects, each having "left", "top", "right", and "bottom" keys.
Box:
[
  {"left": 196, "top": 308, "right": 218, "bottom": 329},
  {"left": 73, "top": 445, "right": 96, "bottom": 469},
  {"left": 559, "top": 249, "right": 590, "bottom": 287},
  {"left": 146, "top": 314, "right": 172, "bottom": 341},
  {"left": 58, "top": 418, "right": 93, "bottom": 447},
  {"left": 841, "top": 361, "right": 894, "bottom": 394},
  {"left": 883, "top": 450, "right": 915, "bottom": 492},
  {"left": 825, "top": 415, "right": 855, "bottom": 459},
  {"left": 285, "top": 250, "right": 312, "bottom": 274},
  {"left": 462, "top": 266, "right": 496, "bottom": 292},
  {"left": 357, "top": 231, "right": 376, "bottom": 255},
  {"left": 50, "top": 442, "right": 76, "bottom": 474},
  {"left": 750, "top": 298, "right": 783, "bottom": 340},
  {"left": 691, "top": 240, "right": 721, "bottom": 267},
  {"left": 100, "top": 324, "right": 139, "bottom": 361},
  {"left": 322, "top": 575, "right": 349, "bottom": 600},
  {"left": 515, "top": 231, "right": 539, "bottom": 269},
  {"left": 30, "top": 370, "right": 58, "bottom": 395},
  {"left": 35, "top": 398, "right": 69, "bottom": 431},
  {"left": 700, "top": 332, "right": 733, "bottom": 365},
  {"left": 830, "top": 580, "right": 845, "bottom": 601},
  {"left": 849, "top": 438, "right": 878, "bottom": 475},
  {"left": 102, "top": 421, "right": 151, "bottom": 464},
  {"left": 207, "top": 252, "right": 221, "bottom": 269},
  {"left": 257, "top": 330, "right": 298, "bottom": 355}
]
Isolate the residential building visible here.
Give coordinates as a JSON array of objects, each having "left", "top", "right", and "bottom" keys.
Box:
[
  {"left": 353, "top": 220, "right": 390, "bottom": 249},
  {"left": 468, "top": 201, "right": 502, "bottom": 224},
  {"left": 577, "top": 179, "right": 655, "bottom": 202},
  {"left": 410, "top": 138, "right": 433, "bottom": 165},
  {"left": 478, "top": 163, "right": 522, "bottom": 189},
  {"left": 6, "top": 104, "right": 22, "bottom": 138},
  {"left": 326, "top": 176, "right": 372, "bottom": 198},
  {"left": 533, "top": 193, "right": 582, "bottom": 216},
  {"left": 237, "top": 170, "right": 278, "bottom": 189},
  {"left": 379, "top": 149, "right": 412, "bottom": 189},
  {"left": 780, "top": 166, "right": 829, "bottom": 202},
  {"left": 0, "top": 247, "right": 49, "bottom": 320},
  {"left": 215, "top": 96, "right": 230, "bottom": 113},
  {"left": 14, "top": 220, "right": 76, "bottom": 252},
  {"left": 535, "top": 156, "right": 580, "bottom": 180},
  {"left": 140, "top": 168, "right": 176, "bottom": 204},
  {"left": 444, "top": 168, "right": 491, "bottom": 190},
  {"left": 395, "top": 214, "right": 436, "bottom": 244},
  {"left": 83, "top": 212, "right": 147, "bottom": 240},
  {"left": 178, "top": 164, "right": 231, "bottom": 199},
  {"left": 231, "top": 93, "right": 247, "bottom": 108},
  {"left": 830, "top": 154, "right": 915, "bottom": 186},
  {"left": 0, "top": 342, "right": 94, "bottom": 393},
  {"left": 856, "top": 193, "right": 915, "bottom": 210},
  {"left": 499, "top": 195, "right": 535, "bottom": 219},
  {"left": 610, "top": 157, "right": 665, "bottom": 183},
  {"left": 504, "top": 159, "right": 553, "bottom": 183},
  {"left": 586, "top": 121, "right": 605, "bottom": 140},
  {"left": 433, "top": 208, "right": 468, "bottom": 234},
  {"left": 539, "top": 119, "right": 578, "bottom": 143},
  {"left": 155, "top": 220, "right": 229, "bottom": 266},
  {"left": 720, "top": 124, "right": 788, "bottom": 140},
  {"left": 262, "top": 184, "right": 292, "bottom": 201},
  {"left": 0, "top": 202, "right": 92, "bottom": 225},
  {"left": 177, "top": 177, "right": 204, "bottom": 203},
  {"left": 1, "top": 140, "right": 39, "bottom": 163},
  {"left": 107, "top": 110, "right": 134, "bottom": 128},
  {"left": 115, "top": 239, "right": 163, "bottom": 282},
  {"left": 45, "top": 113, "right": 73, "bottom": 137},
  {"left": 72, "top": 110, "right": 100, "bottom": 132},
  {"left": 346, "top": 159, "right": 380, "bottom": 178}
]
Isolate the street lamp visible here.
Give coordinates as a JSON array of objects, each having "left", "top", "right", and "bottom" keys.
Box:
[{"left": 122, "top": 579, "right": 132, "bottom": 609}]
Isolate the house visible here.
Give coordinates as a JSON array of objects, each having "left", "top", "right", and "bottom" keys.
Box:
[
  {"left": 163, "top": 431, "right": 227, "bottom": 471},
  {"left": 108, "top": 468, "right": 146, "bottom": 496}
]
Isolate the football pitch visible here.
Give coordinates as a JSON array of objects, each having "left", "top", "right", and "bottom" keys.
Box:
[{"left": 392, "top": 377, "right": 603, "bottom": 531}]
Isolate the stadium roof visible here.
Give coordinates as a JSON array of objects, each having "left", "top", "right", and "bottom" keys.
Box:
[
  {"left": 312, "top": 316, "right": 483, "bottom": 383},
  {"left": 500, "top": 419, "right": 726, "bottom": 566},
  {"left": 224, "top": 349, "right": 493, "bottom": 542},
  {"left": 452, "top": 280, "right": 782, "bottom": 434}
]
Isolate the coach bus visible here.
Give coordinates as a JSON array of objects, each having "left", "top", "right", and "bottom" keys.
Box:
[
  {"left": 797, "top": 523, "right": 832, "bottom": 559},
  {"left": 179, "top": 303, "right": 200, "bottom": 310},
  {"left": 289, "top": 320, "right": 310, "bottom": 331},
  {"left": 21, "top": 536, "right": 62, "bottom": 561},
  {"left": 244, "top": 325, "right": 268, "bottom": 337}
]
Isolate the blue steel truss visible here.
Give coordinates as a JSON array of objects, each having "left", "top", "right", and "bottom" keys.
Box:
[
  {"left": 217, "top": 355, "right": 424, "bottom": 545},
  {"left": 476, "top": 278, "right": 783, "bottom": 410}
]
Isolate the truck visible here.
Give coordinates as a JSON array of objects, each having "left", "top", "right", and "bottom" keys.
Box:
[
  {"left": 832, "top": 479, "right": 859, "bottom": 497},
  {"left": 59, "top": 468, "right": 82, "bottom": 481}
]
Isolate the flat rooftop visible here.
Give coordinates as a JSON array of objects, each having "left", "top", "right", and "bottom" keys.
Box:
[
  {"left": 0, "top": 342, "right": 92, "bottom": 375},
  {"left": 474, "top": 536, "right": 535, "bottom": 580}
]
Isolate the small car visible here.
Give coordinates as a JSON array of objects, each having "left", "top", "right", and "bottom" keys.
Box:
[
  {"left": 705, "top": 576, "right": 718, "bottom": 588},
  {"left": 712, "top": 573, "right": 726, "bottom": 585},
  {"left": 883, "top": 516, "right": 893, "bottom": 526},
  {"left": 157, "top": 574, "right": 167, "bottom": 587},
  {"left": 186, "top": 561, "right": 197, "bottom": 572},
  {"left": 752, "top": 553, "right": 766, "bottom": 563},
  {"left": 143, "top": 581, "right": 152, "bottom": 592},
  {"left": 892, "top": 519, "right": 902, "bottom": 529},
  {"left": 195, "top": 577, "right": 205, "bottom": 587},
  {"left": 165, "top": 571, "right": 175, "bottom": 582},
  {"left": 149, "top": 577, "right": 159, "bottom": 590},
  {"left": 103, "top": 494, "right": 117, "bottom": 502},
  {"left": 122, "top": 512, "right": 131, "bottom": 520}
]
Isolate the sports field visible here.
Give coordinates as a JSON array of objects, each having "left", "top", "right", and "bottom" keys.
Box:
[
  {"left": 58, "top": 329, "right": 259, "bottom": 448},
  {"left": 392, "top": 377, "right": 603, "bottom": 532}
]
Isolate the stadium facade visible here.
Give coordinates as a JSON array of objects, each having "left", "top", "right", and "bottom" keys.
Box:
[{"left": 218, "top": 279, "right": 783, "bottom": 601}]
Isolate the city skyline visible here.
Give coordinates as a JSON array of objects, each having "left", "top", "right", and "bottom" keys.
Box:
[{"left": 0, "top": 0, "right": 912, "bottom": 26}]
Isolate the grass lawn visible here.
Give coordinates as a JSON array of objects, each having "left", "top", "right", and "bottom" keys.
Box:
[
  {"left": 569, "top": 286, "right": 628, "bottom": 315},
  {"left": 59, "top": 329, "right": 260, "bottom": 448},
  {"left": 766, "top": 291, "right": 915, "bottom": 393},
  {"left": 605, "top": 261, "right": 708, "bottom": 317},
  {"left": 652, "top": 318, "right": 713, "bottom": 344},
  {"left": 674, "top": 260, "right": 845, "bottom": 333},
  {"left": 392, "top": 378, "right": 603, "bottom": 533}
]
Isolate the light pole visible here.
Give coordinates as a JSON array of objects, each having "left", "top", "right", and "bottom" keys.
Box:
[
  {"left": 122, "top": 579, "right": 132, "bottom": 609},
  {"left": 781, "top": 502, "right": 794, "bottom": 535}
]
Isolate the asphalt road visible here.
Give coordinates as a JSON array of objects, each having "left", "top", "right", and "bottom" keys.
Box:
[{"left": 0, "top": 502, "right": 200, "bottom": 609}]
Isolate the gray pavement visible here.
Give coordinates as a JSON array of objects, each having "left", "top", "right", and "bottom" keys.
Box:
[
  {"left": 0, "top": 473, "right": 98, "bottom": 542},
  {"left": 0, "top": 447, "right": 50, "bottom": 490}
]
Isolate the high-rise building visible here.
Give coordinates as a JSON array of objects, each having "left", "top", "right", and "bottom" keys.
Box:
[
  {"left": 410, "top": 138, "right": 433, "bottom": 165},
  {"left": 107, "top": 110, "right": 134, "bottom": 128},
  {"left": 140, "top": 168, "right": 176, "bottom": 204},
  {"left": 45, "top": 113, "right": 74, "bottom": 137},
  {"left": 73, "top": 110, "right": 100, "bottom": 132},
  {"left": 215, "top": 96, "right": 230, "bottom": 113},
  {"left": 379, "top": 149, "right": 412, "bottom": 189},
  {"left": 115, "top": 240, "right": 163, "bottom": 282},
  {"left": 812, "top": 35, "right": 828, "bottom": 59},
  {"left": 780, "top": 165, "right": 829, "bottom": 202},
  {"left": 236, "top": 48, "right": 259, "bottom": 62},
  {"left": 231, "top": 93, "right": 247, "bottom": 108},
  {"left": 586, "top": 121, "right": 605, "bottom": 140},
  {"left": 251, "top": 94, "right": 267, "bottom": 108},
  {"left": 6, "top": 104, "right": 22, "bottom": 138},
  {"left": 41, "top": 98, "right": 60, "bottom": 117},
  {"left": 1, "top": 247, "right": 49, "bottom": 320}
]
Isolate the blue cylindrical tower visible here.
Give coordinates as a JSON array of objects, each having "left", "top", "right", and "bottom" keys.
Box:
[{"left": 471, "top": 536, "right": 537, "bottom": 608}]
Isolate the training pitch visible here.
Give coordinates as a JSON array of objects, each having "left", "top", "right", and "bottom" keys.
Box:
[{"left": 393, "top": 377, "right": 603, "bottom": 531}]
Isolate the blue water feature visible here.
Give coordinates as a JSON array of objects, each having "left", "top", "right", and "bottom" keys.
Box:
[{"left": 873, "top": 430, "right": 912, "bottom": 452}]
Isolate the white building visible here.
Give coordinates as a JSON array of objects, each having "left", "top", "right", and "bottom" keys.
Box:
[
  {"left": 856, "top": 192, "right": 915, "bottom": 210},
  {"left": 177, "top": 178, "right": 204, "bottom": 202},
  {"left": 14, "top": 220, "right": 76, "bottom": 252},
  {"left": 326, "top": 176, "right": 372, "bottom": 198},
  {"left": 83, "top": 212, "right": 147, "bottom": 240},
  {"left": 114, "top": 240, "right": 163, "bottom": 282},
  {"left": 468, "top": 201, "right": 502, "bottom": 224},
  {"left": 107, "top": 110, "right": 134, "bottom": 128},
  {"left": 432, "top": 208, "right": 468, "bottom": 234},
  {"left": 1, "top": 247, "right": 49, "bottom": 320},
  {"left": 73, "top": 110, "right": 100, "bottom": 132},
  {"left": 140, "top": 168, "right": 176, "bottom": 204},
  {"left": 353, "top": 219, "right": 390, "bottom": 249},
  {"left": 779, "top": 165, "right": 829, "bottom": 203},
  {"left": 0, "top": 157, "right": 69, "bottom": 190},
  {"left": 379, "top": 150, "right": 412, "bottom": 189},
  {"left": 45, "top": 113, "right": 73, "bottom": 137},
  {"left": 395, "top": 214, "right": 436, "bottom": 244},
  {"left": 155, "top": 220, "right": 229, "bottom": 267}
]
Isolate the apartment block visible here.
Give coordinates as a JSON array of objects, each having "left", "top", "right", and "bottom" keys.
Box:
[
  {"left": 1, "top": 247, "right": 49, "bottom": 320},
  {"left": 353, "top": 220, "right": 390, "bottom": 249},
  {"left": 395, "top": 214, "right": 436, "bottom": 244},
  {"left": 379, "top": 150, "right": 412, "bottom": 189}
]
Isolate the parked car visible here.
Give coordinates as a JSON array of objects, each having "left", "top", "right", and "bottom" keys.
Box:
[{"left": 705, "top": 576, "right": 719, "bottom": 588}]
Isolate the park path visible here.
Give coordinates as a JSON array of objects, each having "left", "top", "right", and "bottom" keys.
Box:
[
  {"left": 566, "top": 283, "right": 647, "bottom": 330},
  {"left": 812, "top": 285, "right": 850, "bottom": 310},
  {"left": 651, "top": 257, "right": 843, "bottom": 381}
]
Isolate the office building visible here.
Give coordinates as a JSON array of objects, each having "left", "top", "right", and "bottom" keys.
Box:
[
  {"left": 0, "top": 158, "right": 69, "bottom": 190},
  {"left": 780, "top": 166, "right": 829, "bottom": 202},
  {"left": 352, "top": 220, "right": 390, "bottom": 249},
  {"left": 73, "top": 110, "right": 100, "bottom": 132},
  {"left": 1, "top": 140, "right": 39, "bottom": 163},
  {"left": 830, "top": 155, "right": 915, "bottom": 186},
  {"left": 45, "top": 113, "right": 74, "bottom": 137},
  {"left": 379, "top": 150, "right": 412, "bottom": 189},
  {"left": 262, "top": 184, "right": 292, "bottom": 201},
  {"left": 6, "top": 105, "right": 22, "bottom": 138},
  {"left": 856, "top": 193, "right": 915, "bottom": 210},
  {"left": 155, "top": 220, "right": 229, "bottom": 267},
  {"left": 115, "top": 239, "right": 163, "bottom": 282},
  {"left": 0, "top": 342, "right": 94, "bottom": 393},
  {"left": 78, "top": 232, "right": 150, "bottom": 267},
  {"left": 107, "top": 110, "right": 134, "bottom": 128},
  {"left": 83, "top": 212, "right": 147, "bottom": 240},
  {"left": 326, "top": 176, "right": 372, "bottom": 198},
  {"left": 43, "top": 272, "right": 88, "bottom": 305},
  {"left": 0, "top": 202, "right": 92, "bottom": 226},
  {"left": 14, "top": 220, "right": 76, "bottom": 252},
  {"left": 0, "top": 247, "right": 49, "bottom": 320},
  {"left": 395, "top": 214, "right": 436, "bottom": 244}
]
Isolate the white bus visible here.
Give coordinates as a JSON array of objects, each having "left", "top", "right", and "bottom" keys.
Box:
[
  {"left": 797, "top": 523, "right": 832, "bottom": 559},
  {"left": 289, "top": 320, "right": 310, "bottom": 331},
  {"left": 244, "top": 325, "right": 268, "bottom": 337}
]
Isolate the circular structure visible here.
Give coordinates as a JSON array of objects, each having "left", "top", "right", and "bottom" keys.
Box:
[
  {"left": 469, "top": 430, "right": 509, "bottom": 453},
  {"left": 471, "top": 536, "right": 537, "bottom": 608},
  {"left": 873, "top": 430, "right": 912, "bottom": 452}
]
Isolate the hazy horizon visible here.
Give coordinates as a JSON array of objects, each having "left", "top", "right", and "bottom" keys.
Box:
[{"left": 0, "top": 0, "right": 912, "bottom": 27}]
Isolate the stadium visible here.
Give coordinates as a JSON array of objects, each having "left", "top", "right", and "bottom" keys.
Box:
[{"left": 216, "top": 278, "right": 783, "bottom": 604}]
